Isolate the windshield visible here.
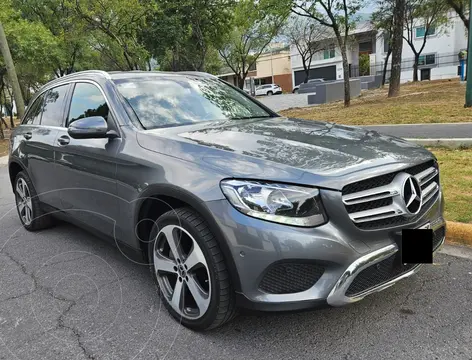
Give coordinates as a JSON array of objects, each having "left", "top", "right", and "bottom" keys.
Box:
[{"left": 113, "top": 76, "right": 272, "bottom": 129}]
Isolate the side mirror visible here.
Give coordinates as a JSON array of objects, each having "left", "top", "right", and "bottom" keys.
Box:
[{"left": 67, "top": 116, "right": 117, "bottom": 139}]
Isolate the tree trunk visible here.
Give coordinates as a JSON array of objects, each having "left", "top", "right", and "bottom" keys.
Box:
[
  {"left": 237, "top": 76, "right": 245, "bottom": 89},
  {"left": 340, "top": 43, "right": 350, "bottom": 107},
  {"left": 388, "top": 0, "right": 405, "bottom": 98},
  {"left": 413, "top": 53, "right": 419, "bottom": 82},
  {"left": 0, "top": 22, "right": 25, "bottom": 119},
  {"left": 382, "top": 49, "right": 392, "bottom": 86}
]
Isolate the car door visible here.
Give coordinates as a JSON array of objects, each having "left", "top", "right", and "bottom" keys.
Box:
[
  {"left": 255, "top": 86, "right": 263, "bottom": 96},
  {"left": 54, "top": 81, "right": 121, "bottom": 237},
  {"left": 15, "top": 85, "right": 70, "bottom": 209}
]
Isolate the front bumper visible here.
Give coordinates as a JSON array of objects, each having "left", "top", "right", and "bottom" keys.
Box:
[{"left": 206, "top": 188, "right": 445, "bottom": 312}]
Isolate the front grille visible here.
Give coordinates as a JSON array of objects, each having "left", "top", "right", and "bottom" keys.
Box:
[
  {"left": 346, "top": 254, "right": 417, "bottom": 297},
  {"left": 433, "top": 226, "right": 446, "bottom": 250},
  {"left": 345, "top": 226, "right": 445, "bottom": 297},
  {"left": 259, "top": 262, "right": 324, "bottom": 294},
  {"left": 342, "top": 160, "right": 440, "bottom": 230}
]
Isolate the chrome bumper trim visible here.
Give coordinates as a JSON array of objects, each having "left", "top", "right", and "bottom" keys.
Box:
[{"left": 327, "top": 234, "right": 445, "bottom": 307}]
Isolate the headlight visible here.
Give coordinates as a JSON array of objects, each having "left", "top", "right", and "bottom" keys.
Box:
[{"left": 220, "top": 180, "right": 327, "bottom": 227}]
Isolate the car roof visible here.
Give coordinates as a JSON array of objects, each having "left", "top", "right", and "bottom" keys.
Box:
[{"left": 40, "top": 70, "right": 218, "bottom": 91}]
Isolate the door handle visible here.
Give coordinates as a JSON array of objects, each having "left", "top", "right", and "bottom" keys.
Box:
[
  {"left": 23, "top": 132, "right": 32, "bottom": 140},
  {"left": 57, "top": 135, "right": 70, "bottom": 146}
]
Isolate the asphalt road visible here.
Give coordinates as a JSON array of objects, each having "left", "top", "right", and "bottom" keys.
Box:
[
  {"left": 363, "top": 123, "right": 472, "bottom": 139},
  {"left": 1, "top": 165, "right": 472, "bottom": 360}
]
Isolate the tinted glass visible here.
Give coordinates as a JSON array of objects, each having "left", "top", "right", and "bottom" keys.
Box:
[
  {"left": 68, "top": 83, "right": 109, "bottom": 125},
  {"left": 114, "top": 76, "right": 272, "bottom": 129},
  {"left": 40, "top": 84, "right": 69, "bottom": 126},
  {"left": 22, "top": 93, "right": 45, "bottom": 125}
]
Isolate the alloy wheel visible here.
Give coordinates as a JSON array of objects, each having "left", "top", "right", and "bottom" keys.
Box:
[
  {"left": 153, "top": 225, "right": 211, "bottom": 320},
  {"left": 15, "top": 178, "right": 33, "bottom": 225}
]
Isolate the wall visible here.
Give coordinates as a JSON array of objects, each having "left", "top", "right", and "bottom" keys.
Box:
[
  {"left": 256, "top": 50, "right": 291, "bottom": 78},
  {"left": 273, "top": 74, "right": 293, "bottom": 93}
]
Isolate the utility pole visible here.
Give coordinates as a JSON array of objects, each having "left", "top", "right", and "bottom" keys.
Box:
[
  {"left": 0, "top": 22, "right": 25, "bottom": 119},
  {"left": 466, "top": 0, "right": 472, "bottom": 107}
]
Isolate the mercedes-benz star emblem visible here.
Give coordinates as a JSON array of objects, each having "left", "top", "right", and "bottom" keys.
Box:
[{"left": 402, "top": 176, "right": 422, "bottom": 214}]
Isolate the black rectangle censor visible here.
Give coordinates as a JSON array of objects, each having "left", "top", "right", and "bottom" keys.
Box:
[{"left": 401, "top": 229, "right": 433, "bottom": 264}]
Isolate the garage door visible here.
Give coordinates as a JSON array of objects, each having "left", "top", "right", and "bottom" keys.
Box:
[{"left": 294, "top": 65, "right": 337, "bottom": 86}]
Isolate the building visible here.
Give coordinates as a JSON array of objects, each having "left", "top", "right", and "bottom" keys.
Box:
[
  {"left": 290, "top": 11, "right": 468, "bottom": 86},
  {"left": 218, "top": 45, "right": 293, "bottom": 92}
]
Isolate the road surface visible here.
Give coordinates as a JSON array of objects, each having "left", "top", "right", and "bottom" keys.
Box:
[{"left": 0, "top": 165, "right": 471, "bottom": 360}]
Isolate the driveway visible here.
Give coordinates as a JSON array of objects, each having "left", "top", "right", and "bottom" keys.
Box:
[
  {"left": 0, "top": 164, "right": 471, "bottom": 360},
  {"left": 257, "top": 93, "right": 312, "bottom": 112}
]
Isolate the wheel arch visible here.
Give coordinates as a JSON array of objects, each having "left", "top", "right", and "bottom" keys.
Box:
[
  {"left": 8, "top": 160, "right": 27, "bottom": 190},
  {"left": 135, "top": 184, "right": 242, "bottom": 292}
]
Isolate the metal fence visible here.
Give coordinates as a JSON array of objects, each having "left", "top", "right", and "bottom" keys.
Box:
[{"left": 349, "top": 52, "right": 461, "bottom": 78}]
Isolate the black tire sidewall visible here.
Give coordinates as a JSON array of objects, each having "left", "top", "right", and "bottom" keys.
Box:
[{"left": 147, "top": 210, "right": 222, "bottom": 330}]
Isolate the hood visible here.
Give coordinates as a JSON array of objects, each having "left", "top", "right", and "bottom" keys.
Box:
[{"left": 137, "top": 117, "right": 434, "bottom": 188}]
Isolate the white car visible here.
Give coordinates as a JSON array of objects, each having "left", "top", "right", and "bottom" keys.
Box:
[{"left": 255, "top": 84, "right": 282, "bottom": 96}]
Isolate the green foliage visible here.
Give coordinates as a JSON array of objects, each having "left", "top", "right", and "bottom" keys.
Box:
[
  {"left": 143, "top": 0, "right": 234, "bottom": 72},
  {"left": 218, "top": 0, "right": 287, "bottom": 88},
  {"left": 359, "top": 53, "right": 370, "bottom": 76}
]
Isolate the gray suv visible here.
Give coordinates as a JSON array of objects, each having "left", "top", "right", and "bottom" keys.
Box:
[{"left": 9, "top": 70, "right": 445, "bottom": 330}]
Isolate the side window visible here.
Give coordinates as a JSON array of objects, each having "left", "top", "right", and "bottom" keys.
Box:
[
  {"left": 67, "top": 83, "right": 109, "bottom": 126},
  {"left": 40, "top": 84, "right": 69, "bottom": 127},
  {"left": 22, "top": 93, "right": 45, "bottom": 125}
]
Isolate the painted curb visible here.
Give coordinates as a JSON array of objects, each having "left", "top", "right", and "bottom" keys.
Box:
[{"left": 406, "top": 138, "right": 472, "bottom": 148}]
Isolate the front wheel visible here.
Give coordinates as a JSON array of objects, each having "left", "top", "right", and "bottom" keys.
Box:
[
  {"left": 14, "top": 171, "right": 54, "bottom": 231},
  {"left": 267, "top": 91, "right": 273, "bottom": 96},
  {"left": 148, "top": 207, "right": 236, "bottom": 330}
]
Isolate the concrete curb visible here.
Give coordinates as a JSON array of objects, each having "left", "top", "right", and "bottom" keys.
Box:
[
  {"left": 439, "top": 243, "right": 472, "bottom": 260},
  {"left": 406, "top": 138, "right": 472, "bottom": 148}
]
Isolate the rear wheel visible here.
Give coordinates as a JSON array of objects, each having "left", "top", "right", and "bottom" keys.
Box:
[
  {"left": 148, "top": 207, "right": 236, "bottom": 330},
  {"left": 14, "top": 171, "right": 54, "bottom": 231},
  {"left": 293, "top": 88, "right": 299, "bottom": 94},
  {"left": 267, "top": 91, "right": 273, "bottom": 96}
]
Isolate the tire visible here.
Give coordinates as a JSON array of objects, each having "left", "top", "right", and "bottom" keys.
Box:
[
  {"left": 148, "top": 207, "right": 237, "bottom": 330},
  {"left": 293, "top": 89, "right": 299, "bottom": 94},
  {"left": 14, "top": 171, "right": 54, "bottom": 231},
  {"left": 267, "top": 91, "right": 273, "bottom": 96}
]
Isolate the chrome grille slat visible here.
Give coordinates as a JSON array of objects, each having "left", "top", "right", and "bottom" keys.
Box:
[
  {"left": 342, "top": 161, "right": 440, "bottom": 229},
  {"left": 342, "top": 185, "right": 399, "bottom": 205},
  {"left": 416, "top": 168, "right": 438, "bottom": 186}
]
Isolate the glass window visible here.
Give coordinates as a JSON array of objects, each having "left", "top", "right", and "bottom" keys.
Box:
[
  {"left": 324, "top": 45, "right": 335, "bottom": 59},
  {"left": 416, "top": 26, "right": 435, "bottom": 38},
  {"left": 418, "top": 53, "right": 436, "bottom": 66},
  {"left": 40, "top": 84, "right": 69, "bottom": 126},
  {"left": 113, "top": 76, "right": 272, "bottom": 129},
  {"left": 68, "top": 83, "right": 109, "bottom": 126},
  {"left": 22, "top": 93, "right": 46, "bottom": 125}
]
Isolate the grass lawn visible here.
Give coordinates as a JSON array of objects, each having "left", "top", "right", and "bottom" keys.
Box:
[
  {"left": 431, "top": 148, "right": 472, "bottom": 224},
  {"left": 280, "top": 79, "right": 472, "bottom": 125}
]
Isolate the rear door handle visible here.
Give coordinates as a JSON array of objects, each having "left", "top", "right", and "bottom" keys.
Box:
[
  {"left": 23, "top": 132, "right": 32, "bottom": 140},
  {"left": 57, "top": 135, "right": 70, "bottom": 146}
]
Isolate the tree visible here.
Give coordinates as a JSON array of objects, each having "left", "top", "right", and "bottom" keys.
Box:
[
  {"left": 218, "top": 0, "right": 286, "bottom": 89},
  {"left": 403, "top": 0, "right": 449, "bottom": 82},
  {"left": 446, "top": 0, "right": 469, "bottom": 29},
  {"left": 73, "top": 0, "right": 152, "bottom": 71},
  {"left": 372, "top": 0, "right": 395, "bottom": 86},
  {"left": 144, "top": 0, "right": 233, "bottom": 73},
  {"left": 283, "top": 16, "right": 329, "bottom": 84},
  {"left": 290, "top": 0, "right": 362, "bottom": 107},
  {"left": 388, "top": 0, "right": 405, "bottom": 97}
]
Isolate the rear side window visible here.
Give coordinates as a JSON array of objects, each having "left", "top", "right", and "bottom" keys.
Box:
[
  {"left": 22, "top": 93, "right": 45, "bottom": 125},
  {"left": 40, "top": 84, "right": 69, "bottom": 126},
  {"left": 67, "top": 83, "right": 109, "bottom": 126}
]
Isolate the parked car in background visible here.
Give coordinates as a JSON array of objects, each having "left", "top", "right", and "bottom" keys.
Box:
[
  {"left": 292, "top": 78, "right": 326, "bottom": 93},
  {"left": 9, "top": 70, "right": 445, "bottom": 331},
  {"left": 255, "top": 84, "right": 282, "bottom": 96}
]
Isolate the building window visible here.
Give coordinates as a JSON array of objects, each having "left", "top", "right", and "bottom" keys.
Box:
[
  {"left": 324, "top": 45, "right": 335, "bottom": 59},
  {"left": 383, "top": 33, "right": 390, "bottom": 53},
  {"left": 415, "top": 26, "right": 436, "bottom": 38},
  {"left": 418, "top": 53, "right": 436, "bottom": 66}
]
